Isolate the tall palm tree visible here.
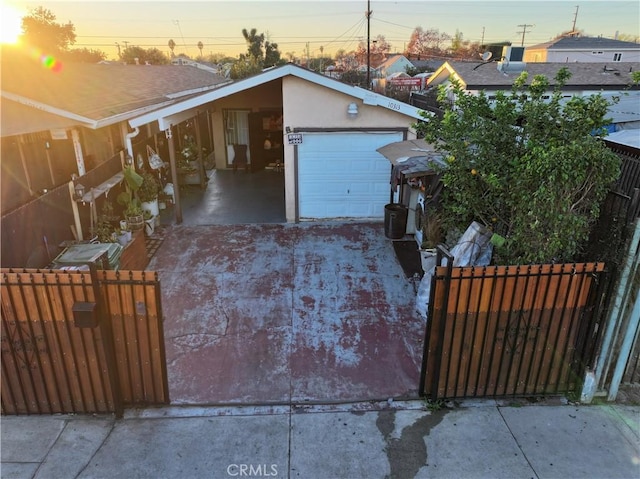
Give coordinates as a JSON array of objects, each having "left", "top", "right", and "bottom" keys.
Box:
[
  {"left": 197, "top": 41, "right": 203, "bottom": 58},
  {"left": 168, "top": 39, "right": 176, "bottom": 58}
]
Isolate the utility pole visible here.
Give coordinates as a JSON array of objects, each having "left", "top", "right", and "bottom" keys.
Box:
[
  {"left": 569, "top": 5, "right": 580, "bottom": 36},
  {"left": 516, "top": 24, "right": 534, "bottom": 47},
  {"left": 481, "top": 26, "right": 485, "bottom": 47},
  {"left": 366, "top": 0, "right": 372, "bottom": 89}
]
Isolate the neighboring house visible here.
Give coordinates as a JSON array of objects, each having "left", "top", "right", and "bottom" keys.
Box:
[
  {"left": 376, "top": 54, "right": 414, "bottom": 77},
  {"left": 171, "top": 57, "right": 225, "bottom": 76},
  {"left": 524, "top": 36, "right": 640, "bottom": 63},
  {"left": 408, "top": 59, "right": 444, "bottom": 73},
  {"left": 422, "top": 57, "right": 640, "bottom": 130}
]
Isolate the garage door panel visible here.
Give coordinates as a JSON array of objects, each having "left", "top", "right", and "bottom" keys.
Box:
[{"left": 298, "top": 131, "right": 403, "bottom": 219}]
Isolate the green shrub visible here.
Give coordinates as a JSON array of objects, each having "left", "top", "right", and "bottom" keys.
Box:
[{"left": 415, "top": 68, "right": 621, "bottom": 264}]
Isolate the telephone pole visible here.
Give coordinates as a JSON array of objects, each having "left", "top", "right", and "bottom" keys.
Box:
[
  {"left": 366, "top": 0, "right": 372, "bottom": 89},
  {"left": 568, "top": 5, "right": 580, "bottom": 36},
  {"left": 517, "top": 24, "right": 534, "bottom": 47}
]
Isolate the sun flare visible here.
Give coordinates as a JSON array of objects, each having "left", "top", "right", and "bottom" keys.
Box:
[{"left": 1, "top": 1, "right": 24, "bottom": 45}]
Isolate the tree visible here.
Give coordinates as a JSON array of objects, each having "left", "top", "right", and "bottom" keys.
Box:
[
  {"left": 229, "top": 56, "right": 262, "bottom": 79},
  {"left": 264, "top": 40, "right": 282, "bottom": 68},
  {"left": 232, "top": 27, "right": 284, "bottom": 79},
  {"left": 168, "top": 39, "right": 176, "bottom": 58},
  {"left": 197, "top": 41, "right": 204, "bottom": 58},
  {"left": 405, "top": 27, "right": 450, "bottom": 59},
  {"left": 121, "top": 46, "right": 169, "bottom": 65},
  {"left": 415, "top": 68, "right": 621, "bottom": 265},
  {"left": 20, "top": 6, "right": 76, "bottom": 53},
  {"left": 354, "top": 34, "right": 391, "bottom": 67},
  {"left": 63, "top": 47, "right": 106, "bottom": 63},
  {"left": 340, "top": 69, "right": 367, "bottom": 88}
]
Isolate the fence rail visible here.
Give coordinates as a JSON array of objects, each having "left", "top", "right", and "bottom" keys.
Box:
[{"left": 1, "top": 268, "right": 168, "bottom": 416}]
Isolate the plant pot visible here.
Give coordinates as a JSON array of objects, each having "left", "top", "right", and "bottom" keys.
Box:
[
  {"left": 126, "top": 214, "right": 144, "bottom": 231},
  {"left": 181, "top": 171, "right": 201, "bottom": 185},
  {"left": 141, "top": 198, "right": 159, "bottom": 217},
  {"left": 117, "top": 231, "right": 131, "bottom": 246},
  {"left": 419, "top": 248, "right": 438, "bottom": 273},
  {"left": 144, "top": 218, "right": 155, "bottom": 236}
]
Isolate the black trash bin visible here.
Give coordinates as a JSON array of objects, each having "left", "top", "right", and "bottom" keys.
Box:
[{"left": 384, "top": 203, "right": 408, "bottom": 239}]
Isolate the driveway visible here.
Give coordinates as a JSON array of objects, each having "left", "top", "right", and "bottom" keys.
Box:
[{"left": 148, "top": 221, "right": 425, "bottom": 405}]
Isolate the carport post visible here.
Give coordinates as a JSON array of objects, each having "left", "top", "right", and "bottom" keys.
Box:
[{"left": 165, "top": 127, "right": 183, "bottom": 224}]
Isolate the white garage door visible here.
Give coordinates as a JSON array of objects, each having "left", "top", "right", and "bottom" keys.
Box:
[{"left": 297, "top": 131, "right": 403, "bottom": 219}]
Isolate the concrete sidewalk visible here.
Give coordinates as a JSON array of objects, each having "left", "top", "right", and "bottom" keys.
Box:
[{"left": 2, "top": 400, "right": 638, "bottom": 479}]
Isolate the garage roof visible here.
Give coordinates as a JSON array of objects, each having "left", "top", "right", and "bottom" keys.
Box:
[{"left": 129, "top": 63, "right": 426, "bottom": 129}]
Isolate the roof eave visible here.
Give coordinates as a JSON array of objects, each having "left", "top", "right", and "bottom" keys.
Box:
[
  {"left": 2, "top": 91, "right": 96, "bottom": 128},
  {"left": 129, "top": 64, "right": 424, "bottom": 129}
]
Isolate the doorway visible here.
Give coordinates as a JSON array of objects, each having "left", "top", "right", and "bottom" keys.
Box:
[{"left": 224, "top": 109, "right": 250, "bottom": 169}]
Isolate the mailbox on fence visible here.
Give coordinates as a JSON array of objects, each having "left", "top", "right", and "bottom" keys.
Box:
[{"left": 73, "top": 301, "right": 99, "bottom": 328}]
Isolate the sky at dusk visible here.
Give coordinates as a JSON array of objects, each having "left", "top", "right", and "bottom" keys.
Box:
[{"left": 2, "top": 0, "right": 639, "bottom": 60}]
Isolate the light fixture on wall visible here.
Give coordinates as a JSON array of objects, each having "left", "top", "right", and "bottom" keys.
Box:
[
  {"left": 73, "top": 183, "right": 86, "bottom": 202},
  {"left": 347, "top": 102, "right": 359, "bottom": 118}
]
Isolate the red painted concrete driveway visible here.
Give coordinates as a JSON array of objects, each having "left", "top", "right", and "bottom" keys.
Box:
[{"left": 148, "top": 222, "right": 425, "bottom": 405}]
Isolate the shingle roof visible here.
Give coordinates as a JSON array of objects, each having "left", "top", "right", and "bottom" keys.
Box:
[
  {"left": 1, "top": 98, "right": 83, "bottom": 137},
  {"left": 1, "top": 49, "right": 229, "bottom": 124},
  {"left": 529, "top": 36, "right": 640, "bottom": 51},
  {"left": 430, "top": 61, "right": 640, "bottom": 90}
]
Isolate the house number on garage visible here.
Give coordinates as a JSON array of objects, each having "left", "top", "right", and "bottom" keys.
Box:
[
  {"left": 287, "top": 133, "right": 303, "bottom": 144},
  {"left": 387, "top": 101, "right": 401, "bottom": 111}
]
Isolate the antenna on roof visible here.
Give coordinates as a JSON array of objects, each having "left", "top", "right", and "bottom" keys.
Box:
[{"left": 473, "top": 51, "right": 494, "bottom": 70}]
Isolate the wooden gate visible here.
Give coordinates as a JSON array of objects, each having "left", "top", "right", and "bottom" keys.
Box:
[
  {"left": 420, "top": 254, "right": 609, "bottom": 399},
  {"left": 1, "top": 268, "right": 169, "bottom": 417}
]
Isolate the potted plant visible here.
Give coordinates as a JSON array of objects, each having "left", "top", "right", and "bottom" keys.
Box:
[
  {"left": 117, "top": 190, "right": 144, "bottom": 231},
  {"left": 94, "top": 214, "right": 117, "bottom": 243},
  {"left": 143, "top": 210, "right": 155, "bottom": 236},
  {"left": 138, "top": 170, "right": 161, "bottom": 217},
  {"left": 116, "top": 227, "right": 132, "bottom": 246},
  {"left": 419, "top": 210, "right": 443, "bottom": 272},
  {"left": 178, "top": 136, "right": 203, "bottom": 185}
]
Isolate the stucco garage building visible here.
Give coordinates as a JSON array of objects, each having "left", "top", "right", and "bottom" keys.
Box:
[{"left": 130, "top": 64, "right": 425, "bottom": 223}]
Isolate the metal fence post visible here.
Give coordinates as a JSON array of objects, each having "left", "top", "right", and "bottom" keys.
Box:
[{"left": 89, "top": 263, "right": 124, "bottom": 418}]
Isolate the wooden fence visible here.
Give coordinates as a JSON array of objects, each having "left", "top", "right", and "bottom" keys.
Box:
[
  {"left": 1, "top": 268, "right": 168, "bottom": 416},
  {"left": 420, "top": 256, "right": 608, "bottom": 400}
]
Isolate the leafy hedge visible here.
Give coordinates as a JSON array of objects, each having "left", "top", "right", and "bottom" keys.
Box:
[{"left": 415, "top": 68, "right": 621, "bottom": 264}]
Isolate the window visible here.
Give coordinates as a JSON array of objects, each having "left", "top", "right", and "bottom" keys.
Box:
[
  {"left": 224, "top": 109, "right": 250, "bottom": 167},
  {"left": 613, "top": 53, "right": 622, "bottom": 62}
]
